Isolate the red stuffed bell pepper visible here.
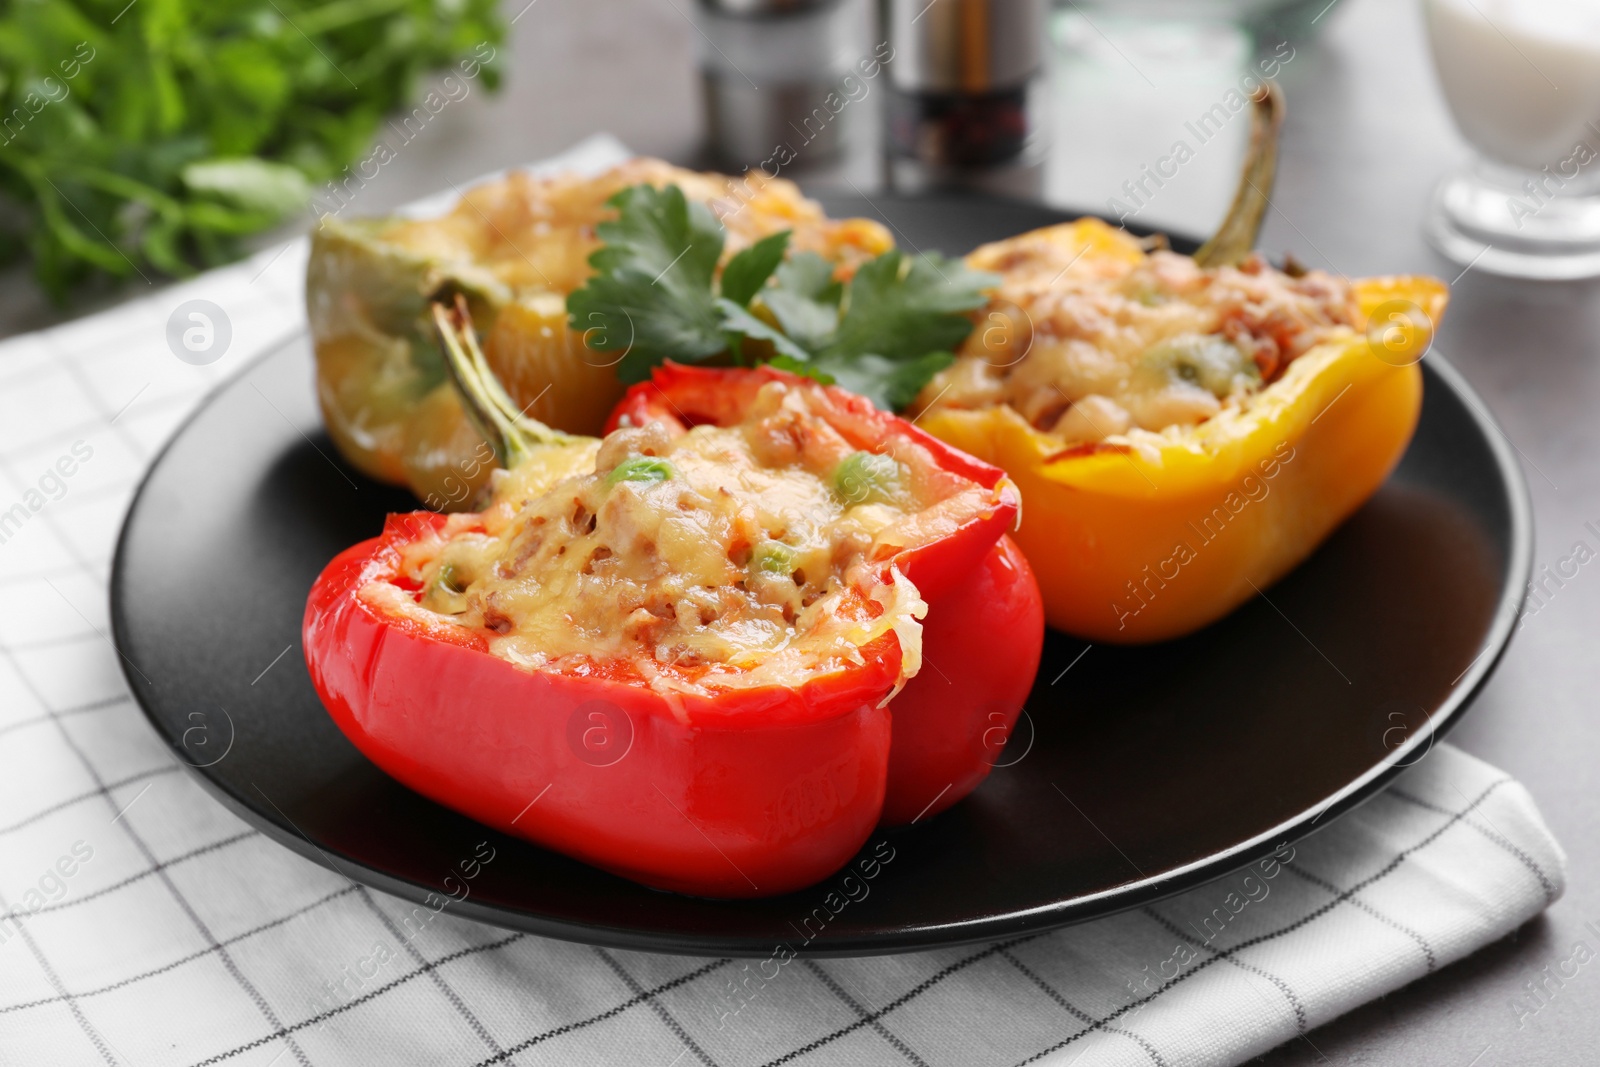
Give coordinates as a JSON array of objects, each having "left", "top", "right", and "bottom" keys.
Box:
[
  {"left": 608, "top": 363, "right": 1044, "bottom": 826},
  {"left": 306, "top": 509, "right": 900, "bottom": 897},
  {"left": 305, "top": 305, "right": 1041, "bottom": 897}
]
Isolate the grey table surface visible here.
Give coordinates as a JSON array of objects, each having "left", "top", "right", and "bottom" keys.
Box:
[{"left": 10, "top": 0, "right": 1598, "bottom": 1062}]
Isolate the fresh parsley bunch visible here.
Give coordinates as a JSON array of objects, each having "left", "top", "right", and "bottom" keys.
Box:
[
  {"left": 567, "top": 183, "right": 999, "bottom": 411},
  {"left": 0, "top": 0, "right": 502, "bottom": 300}
]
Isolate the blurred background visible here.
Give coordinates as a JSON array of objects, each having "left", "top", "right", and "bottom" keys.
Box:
[{"left": 0, "top": 0, "right": 1493, "bottom": 332}]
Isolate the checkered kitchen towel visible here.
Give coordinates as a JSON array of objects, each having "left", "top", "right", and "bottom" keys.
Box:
[{"left": 0, "top": 137, "right": 1568, "bottom": 1066}]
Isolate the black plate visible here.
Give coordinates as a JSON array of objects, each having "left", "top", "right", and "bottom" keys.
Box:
[{"left": 111, "top": 194, "right": 1532, "bottom": 956}]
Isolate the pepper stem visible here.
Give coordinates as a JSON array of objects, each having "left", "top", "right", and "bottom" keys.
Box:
[
  {"left": 1193, "top": 81, "right": 1285, "bottom": 269},
  {"left": 432, "top": 295, "right": 576, "bottom": 469}
]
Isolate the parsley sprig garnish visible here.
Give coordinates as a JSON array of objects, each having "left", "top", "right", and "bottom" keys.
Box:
[{"left": 566, "top": 183, "right": 999, "bottom": 411}]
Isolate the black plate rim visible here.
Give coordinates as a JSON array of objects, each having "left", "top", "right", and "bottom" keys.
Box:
[{"left": 109, "top": 233, "right": 1534, "bottom": 959}]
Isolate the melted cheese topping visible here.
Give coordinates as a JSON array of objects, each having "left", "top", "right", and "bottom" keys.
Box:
[
  {"left": 916, "top": 220, "right": 1361, "bottom": 445},
  {"left": 375, "top": 158, "right": 893, "bottom": 297},
  {"left": 361, "top": 381, "right": 984, "bottom": 698}
]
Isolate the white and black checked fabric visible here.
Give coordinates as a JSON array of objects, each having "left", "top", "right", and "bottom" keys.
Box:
[{"left": 0, "top": 139, "right": 1569, "bottom": 1066}]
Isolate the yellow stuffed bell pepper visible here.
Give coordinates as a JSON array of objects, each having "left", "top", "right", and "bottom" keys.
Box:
[
  {"left": 912, "top": 85, "right": 1448, "bottom": 643},
  {"left": 306, "top": 159, "right": 892, "bottom": 510},
  {"left": 915, "top": 258, "right": 1443, "bottom": 642}
]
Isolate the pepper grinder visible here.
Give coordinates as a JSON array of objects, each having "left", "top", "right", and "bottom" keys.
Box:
[
  {"left": 696, "top": 0, "right": 869, "bottom": 172},
  {"left": 883, "top": 0, "right": 1046, "bottom": 196}
]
